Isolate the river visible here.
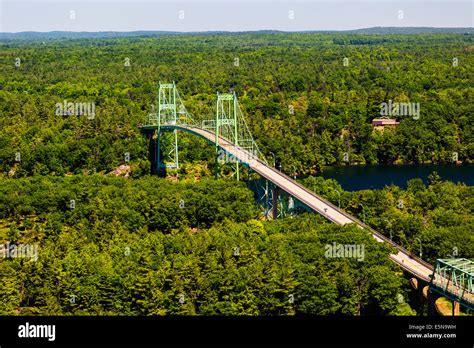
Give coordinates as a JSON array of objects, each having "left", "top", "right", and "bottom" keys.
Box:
[{"left": 318, "top": 164, "right": 473, "bottom": 191}]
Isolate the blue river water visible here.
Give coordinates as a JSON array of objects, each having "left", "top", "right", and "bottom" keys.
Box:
[{"left": 317, "top": 164, "right": 473, "bottom": 191}]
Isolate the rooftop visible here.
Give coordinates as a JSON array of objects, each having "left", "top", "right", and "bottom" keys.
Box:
[{"left": 372, "top": 118, "right": 400, "bottom": 126}]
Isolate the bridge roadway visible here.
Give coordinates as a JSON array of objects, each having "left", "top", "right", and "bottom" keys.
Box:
[{"left": 162, "top": 124, "right": 473, "bottom": 306}]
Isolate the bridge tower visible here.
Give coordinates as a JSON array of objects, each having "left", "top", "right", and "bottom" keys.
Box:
[
  {"left": 140, "top": 82, "right": 193, "bottom": 174},
  {"left": 157, "top": 82, "right": 179, "bottom": 170},
  {"left": 215, "top": 92, "right": 240, "bottom": 180}
]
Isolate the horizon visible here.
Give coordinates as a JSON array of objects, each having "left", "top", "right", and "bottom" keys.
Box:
[
  {"left": 1, "top": 26, "right": 473, "bottom": 36},
  {"left": 1, "top": 0, "right": 472, "bottom": 33},
  {"left": 1, "top": 26, "right": 473, "bottom": 34}
]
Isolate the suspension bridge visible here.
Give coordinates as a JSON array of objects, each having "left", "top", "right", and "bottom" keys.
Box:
[{"left": 139, "top": 82, "right": 473, "bottom": 313}]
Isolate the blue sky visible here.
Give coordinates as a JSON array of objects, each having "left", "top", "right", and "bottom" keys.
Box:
[{"left": 0, "top": 0, "right": 472, "bottom": 32}]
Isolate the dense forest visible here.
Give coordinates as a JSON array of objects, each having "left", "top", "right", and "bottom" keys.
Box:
[
  {"left": 0, "top": 173, "right": 472, "bottom": 315},
  {"left": 0, "top": 32, "right": 473, "bottom": 175},
  {"left": 1, "top": 176, "right": 415, "bottom": 315},
  {"left": 0, "top": 32, "right": 472, "bottom": 316}
]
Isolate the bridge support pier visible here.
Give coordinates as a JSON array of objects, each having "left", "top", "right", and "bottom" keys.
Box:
[
  {"left": 452, "top": 300, "right": 460, "bottom": 316},
  {"left": 409, "top": 277, "right": 462, "bottom": 316},
  {"left": 272, "top": 186, "right": 280, "bottom": 219},
  {"left": 427, "top": 289, "right": 440, "bottom": 316},
  {"left": 156, "top": 129, "right": 161, "bottom": 173}
]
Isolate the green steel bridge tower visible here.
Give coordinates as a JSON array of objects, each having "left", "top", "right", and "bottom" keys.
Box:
[
  {"left": 141, "top": 82, "right": 266, "bottom": 180},
  {"left": 147, "top": 82, "right": 193, "bottom": 170}
]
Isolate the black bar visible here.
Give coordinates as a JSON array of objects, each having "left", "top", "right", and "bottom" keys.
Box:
[{"left": 0, "top": 316, "right": 471, "bottom": 347}]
